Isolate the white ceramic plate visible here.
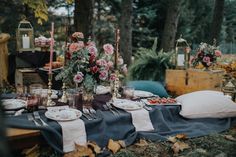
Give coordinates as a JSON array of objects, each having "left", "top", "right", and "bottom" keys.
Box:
[
  {"left": 39, "top": 67, "right": 63, "bottom": 72},
  {"left": 113, "top": 99, "right": 144, "bottom": 111},
  {"left": 32, "top": 89, "right": 58, "bottom": 95},
  {"left": 45, "top": 108, "right": 82, "bottom": 121},
  {"left": 141, "top": 99, "right": 181, "bottom": 106},
  {"left": 2, "top": 99, "right": 27, "bottom": 110},
  {"left": 133, "top": 90, "right": 154, "bottom": 98}
]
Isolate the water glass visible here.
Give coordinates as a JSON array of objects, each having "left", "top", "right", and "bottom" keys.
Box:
[{"left": 123, "top": 86, "right": 135, "bottom": 99}]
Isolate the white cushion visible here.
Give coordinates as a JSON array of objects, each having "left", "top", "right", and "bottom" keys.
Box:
[{"left": 176, "top": 90, "right": 236, "bottom": 118}]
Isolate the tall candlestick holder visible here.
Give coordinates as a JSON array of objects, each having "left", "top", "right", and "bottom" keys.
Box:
[
  {"left": 112, "top": 70, "right": 121, "bottom": 100},
  {"left": 47, "top": 73, "right": 56, "bottom": 106},
  {"left": 58, "top": 82, "right": 68, "bottom": 103}
]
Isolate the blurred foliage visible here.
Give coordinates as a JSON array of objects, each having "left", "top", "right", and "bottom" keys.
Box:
[
  {"left": 129, "top": 38, "right": 174, "bottom": 82},
  {"left": 1, "top": 0, "right": 236, "bottom": 54}
]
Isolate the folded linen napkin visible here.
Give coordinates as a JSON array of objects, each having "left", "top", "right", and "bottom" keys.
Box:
[
  {"left": 113, "top": 99, "right": 154, "bottom": 131},
  {"left": 47, "top": 106, "right": 87, "bottom": 153},
  {"left": 128, "top": 108, "right": 154, "bottom": 132},
  {"left": 58, "top": 119, "right": 87, "bottom": 153}
]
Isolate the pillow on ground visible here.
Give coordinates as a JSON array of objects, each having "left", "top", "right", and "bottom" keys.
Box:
[
  {"left": 176, "top": 90, "right": 236, "bottom": 118},
  {"left": 127, "top": 80, "right": 169, "bottom": 98}
]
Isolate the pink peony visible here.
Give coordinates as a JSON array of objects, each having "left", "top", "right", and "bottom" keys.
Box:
[
  {"left": 72, "top": 32, "right": 84, "bottom": 39},
  {"left": 73, "top": 72, "right": 84, "bottom": 83},
  {"left": 202, "top": 56, "right": 211, "bottom": 63},
  {"left": 103, "top": 44, "right": 114, "bottom": 55},
  {"left": 214, "top": 50, "right": 222, "bottom": 57},
  {"left": 99, "top": 70, "right": 108, "bottom": 80}
]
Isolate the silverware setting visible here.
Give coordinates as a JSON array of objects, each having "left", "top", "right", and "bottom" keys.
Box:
[
  {"left": 139, "top": 100, "right": 152, "bottom": 111},
  {"left": 33, "top": 111, "right": 48, "bottom": 126},
  {"left": 27, "top": 114, "right": 40, "bottom": 126},
  {"left": 82, "top": 107, "right": 98, "bottom": 120},
  {"left": 104, "top": 102, "right": 120, "bottom": 115}
]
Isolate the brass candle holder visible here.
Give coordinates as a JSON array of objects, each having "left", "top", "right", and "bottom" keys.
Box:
[
  {"left": 112, "top": 70, "right": 121, "bottom": 100},
  {"left": 47, "top": 73, "right": 56, "bottom": 106},
  {"left": 58, "top": 82, "right": 68, "bottom": 103}
]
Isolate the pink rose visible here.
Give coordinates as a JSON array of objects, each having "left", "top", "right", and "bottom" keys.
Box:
[
  {"left": 96, "top": 59, "right": 107, "bottom": 66},
  {"left": 72, "top": 32, "right": 84, "bottom": 39},
  {"left": 202, "top": 56, "right": 211, "bottom": 63},
  {"left": 90, "top": 66, "right": 99, "bottom": 74},
  {"left": 87, "top": 46, "right": 97, "bottom": 56},
  {"left": 99, "top": 70, "right": 108, "bottom": 80},
  {"left": 103, "top": 44, "right": 114, "bottom": 55},
  {"left": 89, "top": 54, "right": 96, "bottom": 63},
  {"left": 109, "top": 73, "right": 116, "bottom": 81},
  {"left": 118, "top": 57, "right": 124, "bottom": 65},
  {"left": 215, "top": 50, "right": 222, "bottom": 57},
  {"left": 73, "top": 72, "right": 84, "bottom": 83},
  {"left": 87, "top": 41, "right": 96, "bottom": 47},
  {"left": 69, "top": 42, "right": 84, "bottom": 53},
  {"left": 107, "top": 61, "right": 114, "bottom": 68}
]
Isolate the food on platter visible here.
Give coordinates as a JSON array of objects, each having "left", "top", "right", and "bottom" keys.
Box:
[
  {"left": 146, "top": 97, "right": 177, "bottom": 105},
  {"left": 43, "top": 61, "right": 63, "bottom": 70}
]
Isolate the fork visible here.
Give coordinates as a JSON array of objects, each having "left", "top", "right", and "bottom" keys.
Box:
[
  {"left": 103, "top": 104, "right": 117, "bottom": 115},
  {"left": 107, "top": 103, "right": 120, "bottom": 115},
  {"left": 33, "top": 111, "right": 48, "bottom": 126},
  {"left": 28, "top": 114, "right": 40, "bottom": 126},
  {"left": 82, "top": 108, "right": 93, "bottom": 120}
]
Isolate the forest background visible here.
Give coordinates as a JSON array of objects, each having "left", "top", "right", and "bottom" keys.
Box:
[{"left": 0, "top": 0, "right": 235, "bottom": 66}]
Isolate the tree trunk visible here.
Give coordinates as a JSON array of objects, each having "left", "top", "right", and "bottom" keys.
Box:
[
  {"left": 74, "top": 0, "right": 94, "bottom": 39},
  {"left": 120, "top": 0, "right": 132, "bottom": 66},
  {"left": 209, "top": 0, "right": 225, "bottom": 44},
  {"left": 160, "top": 0, "right": 183, "bottom": 52}
]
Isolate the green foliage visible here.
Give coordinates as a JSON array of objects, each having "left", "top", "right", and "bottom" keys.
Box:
[
  {"left": 129, "top": 38, "right": 174, "bottom": 82},
  {"left": 22, "top": 0, "right": 48, "bottom": 24}
]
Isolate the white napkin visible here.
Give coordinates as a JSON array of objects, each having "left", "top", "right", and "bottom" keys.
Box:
[
  {"left": 58, "top": 119, "right": 87, "bottom": 153},
  {"left": 47, "top": 106, "right": 87, "bottom": 153},
  {"left": 128, "top": 108, "right": 154, "bottom": 132}
]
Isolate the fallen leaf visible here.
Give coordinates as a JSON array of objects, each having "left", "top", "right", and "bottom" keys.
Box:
[
  {"left": 172, "top": 141, "right": 190, "bottom": 155},
  {"left": 22, "top": 145, "right": 40, "bottom": 157},
  {"left": 118, "top": 140, "right": 126, "bottom": 148},
  {"left": 176, "top": 134, "right": 188, "bottom": 140},
  {"left": 167, "top": 136, "right": 177, "bottom": 143},
  {"left": 64, "top": 144, "right": 95, "bottom": 157},
  {"left": 87, "top": 141, "right": 102, "bottom": 154},
  {"left": 135, "top": 139, "right": 149, "bottom": 147},
  {"left": 224, "top": 135, "right": 236, "bottom": 141},
  {"left": 108, "top": 139, "right": 121, "bottom": 154}
]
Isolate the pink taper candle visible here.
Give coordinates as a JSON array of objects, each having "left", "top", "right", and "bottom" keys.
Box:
[{"left": 49, "top": 22, "right": 54, "bottom": 74}]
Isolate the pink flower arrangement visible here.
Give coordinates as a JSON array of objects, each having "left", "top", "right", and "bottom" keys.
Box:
[
  {"left": 56, "top": 32, "right": 127, "bottom": 92},
  {"left": 191, "top": 42, "right": 222, "bottom": 68}
]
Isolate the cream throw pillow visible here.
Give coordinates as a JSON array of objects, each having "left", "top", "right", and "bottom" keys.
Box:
[{"left": 176, "top": 90, "right": 236, "bottom": 118}]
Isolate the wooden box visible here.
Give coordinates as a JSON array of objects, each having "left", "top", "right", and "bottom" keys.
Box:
[
  {"left": 165, "top": 69, "right": 225, "bottom": 96},
  {"left": 15, "top": 68, "right": 46, "bottom": 87}
]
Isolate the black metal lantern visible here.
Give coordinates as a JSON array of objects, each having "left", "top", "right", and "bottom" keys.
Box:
[
  {"left": 222, "top": 80, "right": 236, "bottom": 101},
  {"left": 175, "top": 35, "right": 191, "bottom": 69},
  {"left": 16, "top": 19, "right": 34, "bottom": 52}
]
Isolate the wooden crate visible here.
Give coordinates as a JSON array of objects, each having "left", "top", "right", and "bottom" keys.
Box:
[
  {"left": 15, "top": 68, "right": 46, "bottom": 87},
  {"left": 165, "top": 69, "right": 225, "bottom": 96}
]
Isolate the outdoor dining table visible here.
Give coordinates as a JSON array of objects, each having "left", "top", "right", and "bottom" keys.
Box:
[{"left": 5, "top": 100, "right": 236, "bottom": 155}]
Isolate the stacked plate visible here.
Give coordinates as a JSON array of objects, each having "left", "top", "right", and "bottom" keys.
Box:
[{"left": 2, "top": 99, "right": 27, "bottom": 110}]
